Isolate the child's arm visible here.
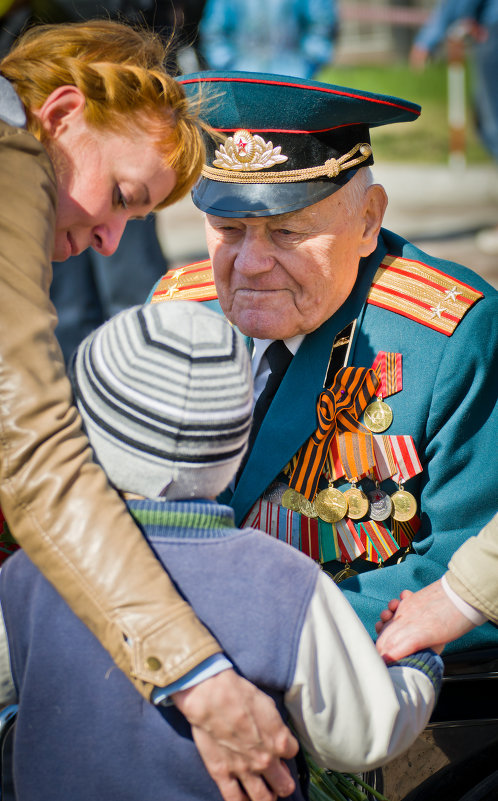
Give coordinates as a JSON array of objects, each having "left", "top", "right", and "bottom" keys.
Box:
[{"left": 284, "top": 571, "right": 442, "bottom": 771}]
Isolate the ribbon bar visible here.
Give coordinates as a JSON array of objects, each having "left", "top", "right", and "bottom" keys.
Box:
[{"left": 372, "top": 351, "right": 402, "bottom": 398}]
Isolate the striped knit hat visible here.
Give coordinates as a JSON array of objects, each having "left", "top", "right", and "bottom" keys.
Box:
[{"left": 69, "top": 301, "right": 253, "bottom": 500}]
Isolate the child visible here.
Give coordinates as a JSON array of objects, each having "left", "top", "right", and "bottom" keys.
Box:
[{"left": 0, "top": 302, "right": 442, "bottom": 800}]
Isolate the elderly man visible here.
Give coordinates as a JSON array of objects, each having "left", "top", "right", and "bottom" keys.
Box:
[{"left": 150, "top": 71, "right": 498, "bottom": 655}]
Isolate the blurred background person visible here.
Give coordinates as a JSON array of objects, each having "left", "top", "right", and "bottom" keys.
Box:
[
  {"left": 199, "top": 0, "right": 338, "bottom": 79},
  {"left": 410, "top": 0, "right": 498, "bottom": 255}
]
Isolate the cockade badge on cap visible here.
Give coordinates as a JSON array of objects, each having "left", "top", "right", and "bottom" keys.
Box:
[{"left": 214, "top": 129, "right": 288, "bottom": 171}]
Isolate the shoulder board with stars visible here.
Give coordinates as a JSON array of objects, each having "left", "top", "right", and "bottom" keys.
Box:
[
  {"left": 367, "top": 254, "right": 484, "bottom": 336},
  {"left": 150, "top": 259, "right": 217, "bottom": 304}
]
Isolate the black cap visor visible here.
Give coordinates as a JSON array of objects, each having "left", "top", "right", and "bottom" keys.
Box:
[{"left": 193, "top": 168, "right": 360, "bottom": 217}]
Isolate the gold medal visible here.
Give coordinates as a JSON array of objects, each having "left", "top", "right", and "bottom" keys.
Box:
[
  {"left": 343, "top": 486, "right": 369, "bottom": 520},
  {"left": 391, "top": 487, "right": 417, "bottom": 522},
  {"left": 363, "top": 399, "right": 393, "bottom": 433},
  {"left": 332, "top": 563, "right": 358, "bottom": 583},
  {"left": 282, "top": 488, "right": 318, "bottom": 517},
  {"left": 297, "top": 496, "right": 318, "bottom": 519},
  {"left": 367, "top": 487, "right": 392, "bottom": 521},
  {"left": 314, "top": 487, "right": 348, "bottom": 523},
  {"left": 282, "top": 488, "right": 304, "bottom": 512}
]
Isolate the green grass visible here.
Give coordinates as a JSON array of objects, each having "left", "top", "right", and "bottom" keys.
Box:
[{"left": 317, "top": 62, "right": 492, "bottom": 164}]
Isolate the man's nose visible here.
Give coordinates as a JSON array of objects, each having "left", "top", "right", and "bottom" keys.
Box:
[
  {"left": 233, "top": 230, "right": 276, "bottom": 275},
  {"left": 91, "top": 217, "right": 128, "bottom": 257}
]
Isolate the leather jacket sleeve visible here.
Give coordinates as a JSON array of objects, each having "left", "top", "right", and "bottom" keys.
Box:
[
  {"left": 446, "top": 512, "right": 498, "bottom": 625},
  {"left": 0, "top": 121, "right": 221, "bottom": 698}
]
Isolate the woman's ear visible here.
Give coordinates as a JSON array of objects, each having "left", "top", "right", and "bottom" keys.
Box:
[
  {"left": 32, "top": 85, "right": 86, "bottom": 139},
  {"left": 358, "top": 183, "right": 388, "bottom": 258}
]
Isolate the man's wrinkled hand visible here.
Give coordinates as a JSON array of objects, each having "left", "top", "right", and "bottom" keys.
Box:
[
  {"left": 172, "top": 669, "right": 298, "bottom": 801},
  {"left": 375, "top": 582, "right": 475, "bottom": 663}
]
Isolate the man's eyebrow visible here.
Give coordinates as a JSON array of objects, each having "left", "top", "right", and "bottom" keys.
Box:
[
  {"left": 273, "top": 210, "right": 309, "bottom": 224},
  {"left": 274, "top": 210, "right": 296, "bottom": 222}
]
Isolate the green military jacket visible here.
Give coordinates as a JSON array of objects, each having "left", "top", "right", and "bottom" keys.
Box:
[{"left": 150, "top": 227, "right": 498, "bottom": 654}]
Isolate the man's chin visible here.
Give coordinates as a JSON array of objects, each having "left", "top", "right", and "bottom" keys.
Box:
[
  {"left": 227, "top": 290, "right": 303, "bottom": 339},
  {"left": 232, "top": 311, "right": 298, "bottom": 341}
]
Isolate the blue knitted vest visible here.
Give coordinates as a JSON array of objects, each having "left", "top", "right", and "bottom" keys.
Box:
[{"left": 1, "top": 502, "right": 319, "bottom": 801}]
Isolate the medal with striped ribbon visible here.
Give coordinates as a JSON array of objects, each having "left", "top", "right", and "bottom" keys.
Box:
[
  {"left": 364, "top": 352, "right": 402, "bottom": 433},
  {"left": 337, "top": 431, "right": 376, "bottom": 520},
  {"left": 389, "top": 435, "right": 422, "bottom": 521}
]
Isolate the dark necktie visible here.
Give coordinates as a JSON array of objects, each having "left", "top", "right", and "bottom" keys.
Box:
[{"left": 237, "top": 340, "right": 293, "bottom": 481}]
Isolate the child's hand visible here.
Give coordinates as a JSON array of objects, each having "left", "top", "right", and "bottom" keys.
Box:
[{"left": 375, "top": 596, "right": 402, "bottom": 635}]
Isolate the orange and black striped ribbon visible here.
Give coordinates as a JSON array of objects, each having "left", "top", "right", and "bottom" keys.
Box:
[
  {"left": 288, "top": 367, "right": 379, "bottom": 500},
  {"left": 337, "top": 430, "right": 376, "bottom": 482},
  {"left": 371, "top": 351, "right": 402, "bottom": 399}
]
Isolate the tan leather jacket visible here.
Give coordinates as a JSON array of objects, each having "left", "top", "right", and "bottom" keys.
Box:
[
  {"left": 0, "top": 119, "right": 221, "bottom": 699},
  {"left": 446, "top": 513, "right": 498, "bottom": 625}
]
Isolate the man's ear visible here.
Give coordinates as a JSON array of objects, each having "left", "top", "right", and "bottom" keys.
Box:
[
  {"left": 358, "top": 183, "right": 388, "bottom": 258},
  {"left": 33, "top": 85, "right": 86, "bottom": 139}
]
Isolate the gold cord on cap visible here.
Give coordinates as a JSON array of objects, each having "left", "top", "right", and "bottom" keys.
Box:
[{"left": 202, "top": 139, "right": 372, "bottom": 184}]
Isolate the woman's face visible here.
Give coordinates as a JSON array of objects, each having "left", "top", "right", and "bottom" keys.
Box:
[{"left": 42, "top": 92, "right": 176, "bottom": 262}]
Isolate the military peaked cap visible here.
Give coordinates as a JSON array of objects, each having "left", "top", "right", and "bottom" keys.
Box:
[{"left": 179, "top": 70, "right": 421, "bottom": 217}]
